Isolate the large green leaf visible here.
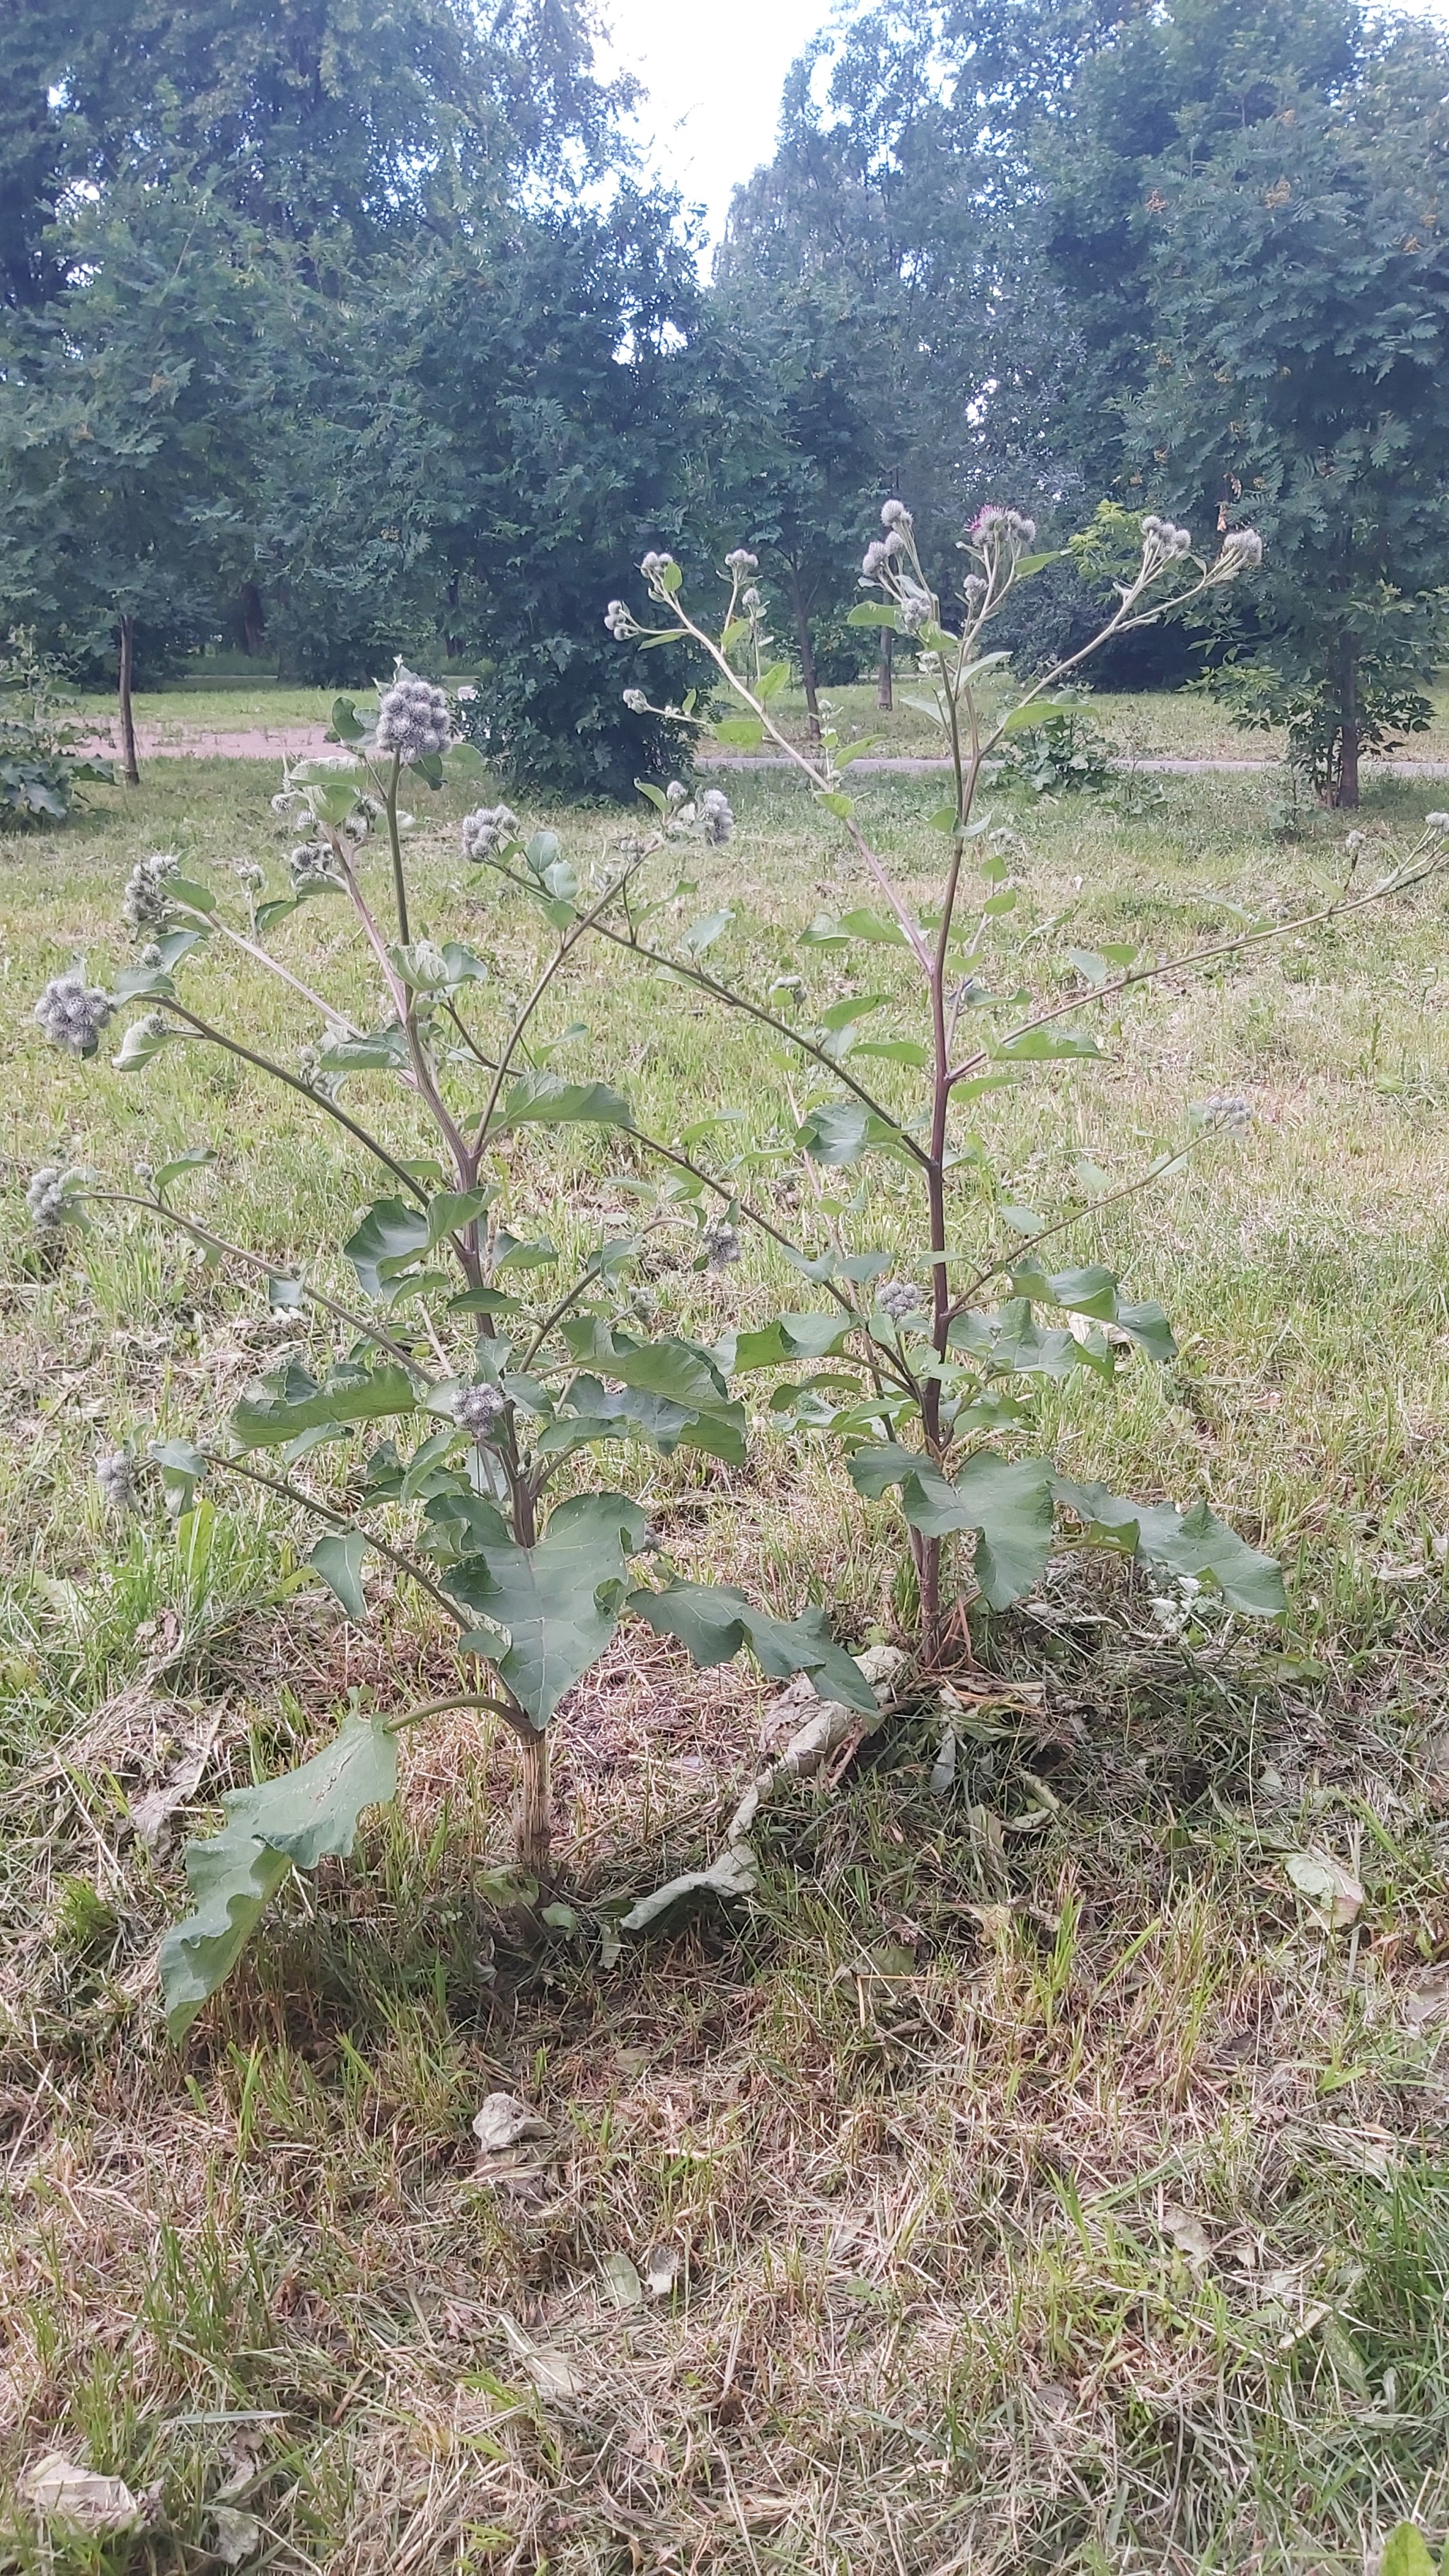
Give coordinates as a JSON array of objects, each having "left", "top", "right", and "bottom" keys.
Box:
[
  {"left": 848, "top": 1444, "right": 1055, "bottom": 1607},
  {"left": 446, "top": 1492, "right": 649, "bottom": 1726},
  {"left": 559, "top": 1322, "right": 745, "bottom": 1462},
  {"left": 1381, "top": 2530, "right": 1440, "bottom": 2576},
  {"left": 952, "top": 1452, "right": 1056, "bottom": 1606},
  {"left": 1053, "top": 1478, "right": 1285, "bottom": 1613},
  {"left": 231, "top": 1358, "right": 422, "bottom": 1450},
  {"left": 307, "top": 1531, "right": 369, "bottom": 1620},
  {"left": 795, "top": 1101, "right": 904, "bottom": 1165},
  {"left": 492, "top": 1072, "right": 633, "bottom": 1133},
  {"left": 992, "top": 1029, "right": 1105, "bottom": 1063},
  {"left": 628, "top": 1582, "right": 878, "bottom": 1714},
  {"left": 158, "top": 1716, "right": 398, "bottom": 2039},
  {"left": 1008, "top": 1264, "right": 1178, "bottom": 1363},
  {"left": 540, "top": 1376, "right": 741, "bottom": 1464},
  {"left": 345, "top": 1197, "right": 429, "bottom": 1295},
  {"left": 717, "top": 1313, "right": 852, "bottom": 1375}
]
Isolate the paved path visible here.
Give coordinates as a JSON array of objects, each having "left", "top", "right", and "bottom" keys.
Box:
[{"left": 84, "top": 724, "right": 1449, "bottom": 782}]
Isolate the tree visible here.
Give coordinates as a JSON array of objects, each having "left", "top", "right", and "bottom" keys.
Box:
[
  {"left": 699, "top": 295, "right": 886, "bottom": 734},
  {"left": 0, "top": 181, "right": 274, "bottom": 778},
  {"left": 1133, "top": 17, "right": 1449, "bottom": 803}
]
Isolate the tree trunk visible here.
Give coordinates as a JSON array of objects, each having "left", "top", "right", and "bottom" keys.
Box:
[
  {"left": 1337, "top": 644, "right": 1360, "bottom": 809},
  {"left": 239, "top": 582, "right": 266, "bottom": 657},
  {"left": 786, "top": 562, "right": 821, "bottom": 744},
  {"left": 877, "top": 630, "right": 894, "bottom": 712},
  {"left": 513, "top": 1726, "right": 552, "bottom": 1881},
  {"left": 117, "top": 613, "right": 140, "bottom": 786}
]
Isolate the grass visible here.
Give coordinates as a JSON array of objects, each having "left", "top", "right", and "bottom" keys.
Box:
[{"left": 4, "top": 749, "right": 1449, "bottom": 2570}]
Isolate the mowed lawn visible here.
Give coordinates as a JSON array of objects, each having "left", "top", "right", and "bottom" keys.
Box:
[
  {"left": 4, "top": 748, "right": 1449, "bottom": 2572},
  {"left": 67, "top": 668, "right": 1449, "bottom": 769}
]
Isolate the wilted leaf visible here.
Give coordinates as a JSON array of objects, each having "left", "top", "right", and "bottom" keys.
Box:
[
  {"left": 930, "top": 1721, "right": 958, "bottom": 1797},
  {"left": 525, "top": 2345, "right": 586, "bottom": 2400},
  {"left": 643, "top": 2243, "right": 685, "bottom": 2297},
  {"left": 22, "top": 2456, "right": 141, "bottom": 2533},
  {"left": 620, "top": 1839, "right": 758, "bottom": 1932},
  {"left": 599, "top": 2251, "right": 645, "bottom": 2308},
  {"left": 473, "top": 2092, "right": 550, "bottom": 2153},
  {"left": 1159, "top": 2205, "right": 1214, "bottom": 2264},
  {"left": 1284, "top": 1850, "right": 1363, "bottom": 1927},
  {"left": 207, "top": 2506, "right": 264, "bottom": 2565}
]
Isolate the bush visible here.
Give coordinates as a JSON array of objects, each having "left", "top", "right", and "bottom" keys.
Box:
[{"left": 0, "top": 634, "right": 112, "bottom": 822}]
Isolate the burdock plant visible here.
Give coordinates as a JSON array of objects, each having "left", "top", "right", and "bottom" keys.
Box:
[
  {"left": 32, "top": 665, "right": 876, "bottom": 2035},
  {"left": 596, "top": 506, "right": 1449, "bottom": 1663}
]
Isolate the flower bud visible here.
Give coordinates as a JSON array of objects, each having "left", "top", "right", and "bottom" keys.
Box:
[
  {"left": 877, "top": 1279, "right": 928, "bottom": 1322},
  {"left": 699, "top": 787, "right": 734, "bottom": 845},
  {"left": 122, "top": 852, "right": 181, "bottom": 935},
  {"left": 460, "top": 804, "right": 519, "bottom": 862},
  {"left": 376, "top": 669, "right": 451, "bottom": 761},
  {"left": 452, "top": 1382, "right": 507, "bottom": 1443},
  {"left": 25, "top": 1164, "right": 83, "bottom": 1231},
  {"left": 35, "top": 969, "right": 112, "bottom": 1058}
]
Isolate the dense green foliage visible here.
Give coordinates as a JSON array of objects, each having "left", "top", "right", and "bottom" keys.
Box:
[{"left": 2, "top": 0, "right": 1449, "bottom": 802}]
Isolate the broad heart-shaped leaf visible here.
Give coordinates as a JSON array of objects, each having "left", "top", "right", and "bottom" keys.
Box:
[
  {"left": 848, "top": 1445, "right": 1056, "bottom": 1607},
  {"left": 491, "top": 1071, "right": 633, "bottom": 1134},
  {"left": 716, "top": 1313, "right": 853, "bottom": 1375},
  {"left": 992, "top": 1028, "right": 1106, "bottom": 1063},
  {"left": 1053, "top": 1478, "right": 1285, "bottom": 1615},
  {"left": 307, "top": 1530, "right": 369, "bottom": 1621},
  {"left": 540, "top": 1376, "right": 743, "bottom": 1465},
  {"left": 1008, "top": 1264, "right": 1178, "bottom": 1363},
  {"left": 953, "top": 1452, "right": 1056, "bottom": 1607},
  {"left": 158, "top": 1716, "right": 398, "bottom": 2039},
  {"left": 796, "top": 1101, "right": 904, "bottom": 1165},
  {"left": 231, "top": 1358, "right": 422, "bottom": 1450},
  {"left": 345, "top": 1197, "right": 429, "bottom": 1295},
  {"left": 318, "top": 1025, "right": 410, "bottom": 1073},
  {"left": 446, "top": 1492, "right": 650, "bottom": 1726},
  {"left": 628, "top": 1583, "right": 878, "bottom": 1714},
  {"left": 558, "top": 1320, "right": 744, "bottom": 1463}
]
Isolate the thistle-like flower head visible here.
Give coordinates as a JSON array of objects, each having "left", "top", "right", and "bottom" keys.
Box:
[
  {"left": 35, "top": 969, "right": 112, "bottom": 1058},
  {"left": 460, "top": 804, "right": 519, "bottom": 862},
  {"left": 122, "top": 852, "right": 181, "bottom": 935},
  {"left": 376, "top": 669, "right": 451, "bottom": 762}
]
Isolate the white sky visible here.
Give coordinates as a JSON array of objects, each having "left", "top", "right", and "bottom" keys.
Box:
[{"left": 598, "top": 0, "right": 834, "bottom": 247}]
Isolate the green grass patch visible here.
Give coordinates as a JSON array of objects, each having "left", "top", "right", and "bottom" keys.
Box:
[{"left": 1, "top": 753, "right": 1449, "bottom": 2569}]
